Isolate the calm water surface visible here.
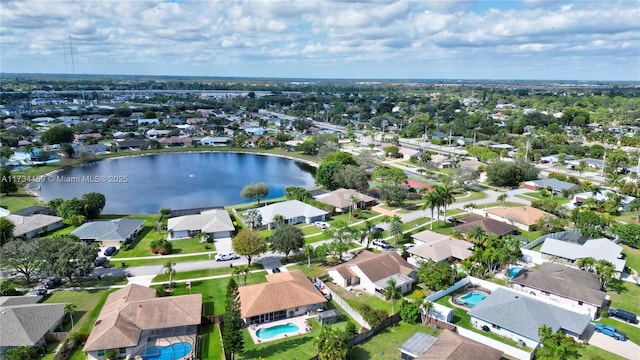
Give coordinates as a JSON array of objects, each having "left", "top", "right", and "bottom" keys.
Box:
[{"left": 36, "top": 152, "right": 316, "bottom": 214}]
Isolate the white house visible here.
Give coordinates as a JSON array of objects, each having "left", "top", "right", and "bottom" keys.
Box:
[
  {"left": 166, "top": 209, "right": 235, "bottom": 240},
  {"left": 255, "top": 200, "right": 328, "bottom": 229},
  {"left": 328, "top": 251, "right": 417, "bottom": 297}
]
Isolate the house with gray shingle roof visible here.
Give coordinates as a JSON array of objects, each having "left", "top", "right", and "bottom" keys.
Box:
[
  {"left": 5, "top": 214, "right": 63, "bottom": 239},
  {"left": 167, "top": 209, "right": 235, "bottom": 240},
  {"left": 511, "top": 263, "right": 606, "bottom": 320},
  {"left": 0, "top": 301, "right": 66, "bottom": 355},
  {"left": 539, "top": 237, "right": 625, "bottom": 273},
  {"left": 468, "top": 288, "right": 591, "bottom": 348},
  {"left": 523, "top": 178, "right": 579, "bottom": 194},
  {"left": 71, "top": 219, "right": 144, "bottom": 248},
  {"left": 255, "top": 200, "right": 328, "bottom": 229}
]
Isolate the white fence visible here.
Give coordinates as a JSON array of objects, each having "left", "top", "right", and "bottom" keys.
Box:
[
  {"left": 456, "top": 327, "right": 534, "bottom": 360},
  {"left": 324, "top": 286, "right": 371, "bottom": 329},
  {"left": 425, "top": 277, "right": 470, "bottom": 302}
]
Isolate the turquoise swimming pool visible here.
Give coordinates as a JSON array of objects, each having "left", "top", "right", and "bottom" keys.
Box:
[
  {"left": 508, "top": 267, "right": 523, "bottom": 278},
  {"left": 458, "top": 292, "right": 487, "bottom": 307},
  {"left": 142, "top": 342, "right": 191, "bottom": 360},
  {"left": 256, "top": 323, "right": 300, "bottom": 340}
]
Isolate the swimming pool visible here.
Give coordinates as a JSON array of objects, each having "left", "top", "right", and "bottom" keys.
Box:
[
  {"left": 142, "top": 342, "right": 191, "bottom": 360},
  {"left": 508, "top": 267, "right": 522, "bottom": 278},
  {"left": 256, "top": 323, "right": 300, "bottom": 340},
  {"left": 458, "top": 292, "right": 487, "bottom": 307}
]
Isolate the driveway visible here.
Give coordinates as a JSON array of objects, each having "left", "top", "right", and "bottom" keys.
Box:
[{"left": 585, "top": 324, "right": 640, "bottom": 359}]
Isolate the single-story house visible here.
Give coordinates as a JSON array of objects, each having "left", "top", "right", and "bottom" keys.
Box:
[
  {"left": 408, "top": 231, "right": 474, "bottom": 264},
  {"left": 0, "top": 298, "right": 66, "bottom": 355},
  {"left": 167, "top": 209, "right": 235, "bottom": 240},
  {"left": 523, "top": 178, "right": 579, "bottom": 194},
  {"left": 200, "top": 137, "right": 230, "bottom": 146},
  {"left": 83, "top": 284, "right": 202, "bottom": 360},
  {"left": 485, "top": 206, "right": 553, "bottom": 231},
  {"left": 71, "top": 219, "right": 144, "bottom": 248},
  {"left": 10, "top": 206, "right": 51, "bottom": 217},
  {"left": 452, "top": 214, "right": 518, "bottom": 237},
  {"left": 6, "top": 214, "right": 64, "bottom": 239},
  {"left": 158, "top": 136, "right": 192, "bottom": 147},
  {"left": 137, "top": 118, "right": 160, "bottom": 125},
  {"left": 115, "top": 139, "right": 146, "bottom": 151},
  {"left": 511, "top": 263, "right": 606, "bottom": 320},
  {"left": 572, "top": 189, "right": 637, "bottom": 212},
  {"left": 74, "top": 133, "right": 103, "bottom": 143},
  {"left": 399, "top": 330, "right": 503, "bottom": 360},
  {"left": 468, "top": 288, "right": 592, "bottom": 348},
  {"left": 238, "top": 270, "right": 327, "bottom": 325},
  {"left": 328, "top": 251, "right": 417, "bottom": 297},
  {"left": 568, "top": 158, "right": 604, "bottom": 170},
  {"left": 313, "top": 188, "right": 377, "bottom": 213},
  {"left": 255, "top": 200, "right": 328, "bottom": 229},
  {"left": 539, "top": 237, "right": 625, "bottom": 274}
]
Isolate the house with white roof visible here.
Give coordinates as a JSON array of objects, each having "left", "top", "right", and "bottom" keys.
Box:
[
  {"left": 539, "top": 237, "right": 625, "bottom": 274},
  {"left": 167, "top": 209, "right": 235, "bottom": 240},
  {"left": 5, "top": 214, "right": 64, "bottom": 239},
  {"left": 255, "top": 200, "right": 328, "bottom": 229},
  {"left": 572, "top": 189, "right": 636, "bottom": 212},
  {"left": 468, "top": 288, "right": 592, "bottom": 348},
  {"left": 523, "top": 178, "right": 579, "bottom": 194}
]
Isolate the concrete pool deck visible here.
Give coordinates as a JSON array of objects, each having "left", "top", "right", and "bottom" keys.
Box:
[{"left": 248, "top": 316, "right": 312, "bottom": 344}]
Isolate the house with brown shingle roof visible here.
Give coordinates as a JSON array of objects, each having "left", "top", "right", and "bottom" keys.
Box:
[
  {"left": 485, "top": 206, "right": 552, "bottom": 231},
  {"left": 238, "top": 270, "right": 327, "bottom": 325},
  {"left": 510, "top": 262, "right": 606, "bottom": 320},
  {"left": 399, "top": 330, "right": 503, "bottom": 360},
  {"left": 328, "top": 251, "right": 417, "bottom": 297},
  {"left": 83, "top": 284, "right": 202, "bottom": 360},
  {"left": 408, "top": 230, "right": 474, "bottom": 264},
  {"left": 452, "top": 214, "right": 518, "bottom": 237},
  {"left": 313, "top": 188, "right": 377, "bottom": 213}
]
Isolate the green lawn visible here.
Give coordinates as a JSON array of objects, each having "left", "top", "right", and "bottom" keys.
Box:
[
  {"left": 327, "top": 282, "right": 392, "bottom": 314},
  {"left": 44, "top": 289, "right": 115, "bottom": 334},
  {"left": 454, "top": 189, "right": 488, "bottom": 202},
  {"left": 0, "top": 188, "right": 44, "bottom": 212},
  {"left": 607, "top": 278, "right": 640, "bottom": 315},
  {"left": 621, "top": 244, "right": 640, "bottom": 273},
  {"left": 168, "top": 273, "right": 268, "bottom": 316},
  {"left": 153, "top": 265, "right": 265, "bottom": 283},
  {"left": 351, "top": 322, "right": 440, "bottom": 359},
  {"left": 576, "top": 344, "right": 627, "bottom": 360},
  {"left": 122, "top": 254, "right": 213, "bottom": 267},
  {"left": 201, "top": 324, "right": 224, "bottom": 360},
  {"left": 237, "top": 319, "right": 322, "bottom": 359},
  {"left": 289, "top": 262, "right": 331, "bottom": 278},
  {"left": 518, "top": 192, "right": 571, "bottom": 205}
]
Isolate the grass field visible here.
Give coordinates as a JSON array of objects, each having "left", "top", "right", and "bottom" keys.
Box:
[
  {"left": 351, "top": 322, "right": 440, "bottom": 359},
  {"left": 44, "top": 288, "right": 115, "bottom": 333},
  {"left": 621, "top": 244, "right": 640, "bottom": 273},
  {"left": 0, "top": 188, "right": 44, "bottom": 212},
  {"left": 201, "top": 324, "right": 224, "bottom": 360},
  {"left": 576, "top": 344, "right": 627, "bottom": 360},
  {"left": 327, "top": 282, "right": 392, "bottom": 314}
]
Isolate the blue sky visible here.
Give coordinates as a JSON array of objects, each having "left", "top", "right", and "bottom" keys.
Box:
[{"left": 1, "top": 0, "right": 638, "bottom": 80}]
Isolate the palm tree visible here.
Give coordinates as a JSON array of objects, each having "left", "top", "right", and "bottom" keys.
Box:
[
  {"left": 422, "top": 300, "right": 435, "bottom": 325},
  {"left": 64, "top": 303, "right": 77, "bottom": 329},
  {"left": 382, "top": 278, "right": 401, "bottom": 315},
  {"left": 467, "top": 224, "right": 486, "bottom": 245},
  {"left": 630, "top": 198, "right": 640, "bottom": 222},
  {"left": 360, "top": 220, "right": 375, "bottom": 248},
  {"left": 577, "top": 160, "right": 587, "bottom": 178},
  {"left": 595, "top": 260, "right": 616, "bottom": 289},
  {"left": 437, "top": 185, "right": 455, "bottom": 224},
  {"left": 451, "top": 230, "right": 464, "bottom": 240},
  {"left": 315, "top": 325, "right": 350, "bottom": 360},
  {"left": 422, "top": 191, "right": 438, "bottom": 230},
  {"left": 463, "top": 202, "right": 477, "bottom": 213},
  {"left": 303, "top": 244, "right": 314, "bottom": 267},
  {"left": 388, "top": 215, "right": 403, "bottom": 247},
  {"left": 576, "top": 257, "right": 596, "bottom": 272},
  {"left": 348, "top": 195, "right": 359, "bottom": 224},
  {"left": 497, "top": 193, "right": 508, "bottom": 207},
  {"left": 163, "top": 261, "right": 176, "bottom": 285}
]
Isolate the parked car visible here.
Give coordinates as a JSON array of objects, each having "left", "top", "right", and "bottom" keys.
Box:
[
  {"left": 44, "top": 277, "right": 62, "bottom": 289},
  {"left": 594, "top": 324, "right": 627, "bottom": 341},
  {"left": 372, "top": 227, "right": 384, "bottom": 233},
  {"left": 608, "top": 308, "right": 638, "bottom": 324},
  {"left": 314, "top": 221, "right": 330, "bottom": 229},
  {"left": 215, "top": 252, "right": 240, "bottom": 262},
  {"left": 28, "top": 287, "right": 47, "bottom": 296},
  {"left": 372, "top": 239, "right": 391, "bottom": 249},
  {"left": 103, "top": 246, "right": 118, "bottom": 256},
  {"left": 341, "top": 253, "right": 355, "bottom": 262},
  {"left": 94, "top": 257, "right": 108, "bottom": 267},
  {"left": 272, "top": 267, "right": 281, "bottom": 273}
]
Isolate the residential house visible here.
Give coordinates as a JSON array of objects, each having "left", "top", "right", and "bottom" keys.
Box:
[
  {"left": 572, "top": 189, "right": 636, "bottom": 212},
  {"left": 0, "top": 297, "right": 66, "bottom": 355},
  {"left": 5, "top": 214, "right": 63, "bottom": 239},
  {"left": 255, "top": 200, "right": 328, "bottom": 229},
  {"left": 522, "top": 178, "right": 579, "bottom": 194},
  {"left": 158, "top": 136, "right": 192, "bottom": 147},
  {"left": 137, "top": 118, "right": 160, "bottom": 126},
  {"left": 238, "top": 270, "right": 327, "bottom": 325},
  {"left": 74, "top": 133, "right": 103, "bottom": 143},
  {"left": 568, "top": 158, "right": 604, "bottom": 170},
  {"left": 167, "top": 209, "right": 235, "bottom": 240},
  {"left": 511, "top": 263, "right": 606, "bottom": 320},
  {"left": 199, "top": 137, "right": 230, "bottom": 146},
  {"left": 145, "top": 129, "right": 171, "bottom": 139},
  {"left": 399, "top": 330, "right": 502, "bottom": 360},
  {"left": 485, "top": 206, "right": 553, "bottom": 231},
  {"left": 539, "top": 237, "right": 625, "bottom": 274},
  {"left": 71, "top": 219, "right": 144, "bottom": 248},
  {"left": 452, "top": 214, "right": 518, "bottom": 237},
  {"left": 75, "top": 144, "right": 109, "bottom": 155},
  {"left": 115, "top": 139, "right": 146, "bottom": 151},
  {"left": 328, "top": 251, "right": 417, "bottom": 297},
  {"left": 313, "top": 188, "right": 377, "bottom": 213},
  {"left": 11, "top": 206, "right": 51, "bottom": 216},
  {"left": 468, "top": 288, "right": 591, "bottom": 348},
  {"left": 186, "top": 117, "right": 207, "bottom": 125},
  {"left": 408, "top": 230, "right": 473, "bottom": 265},
  {"left": 83, "top": 284, "right": 201, "bottom": 360}
]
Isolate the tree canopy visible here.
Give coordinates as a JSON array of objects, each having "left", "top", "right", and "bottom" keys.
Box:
[
  {"left": 485, "top": 160, "right": 539, "bottom": 187},
  {"left": 42, "top": 125, "right": 74, "bottom": 144},
  {"left": 269, "top": 224, "right": 304, "bottom": 260},
  {"left": 240, "top": 182, "right": 270, "bottom": 205},
  {"left": 232, "top": 229, "right": 266, "bottom": 266}
]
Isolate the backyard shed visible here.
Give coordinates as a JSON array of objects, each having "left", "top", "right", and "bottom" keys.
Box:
[{"left": 318, "top": 309, "right": 344, "bottom": 325}]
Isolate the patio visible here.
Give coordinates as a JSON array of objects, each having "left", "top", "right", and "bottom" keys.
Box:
[{"left": 247, "top": 315, "right": 312, "bottom": 344}]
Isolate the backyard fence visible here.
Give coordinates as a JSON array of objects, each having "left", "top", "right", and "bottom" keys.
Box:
[
  {"left": 425, "top": 277, "right": 470, "bottom": 302},
  {"left": 348, "top": 313, "right": 401, "bottom": 346},
  {"left": 322, "top": 284, "right": 370, "bottom": 329},
  {"left": 456, "top": 327, "right": 534, "bottom": 360}
]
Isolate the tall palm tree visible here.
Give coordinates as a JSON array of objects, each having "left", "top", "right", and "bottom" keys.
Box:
[
  {"left": 64, "top": 303, "right": 77, "bottom": 329},
  {"left": 497, "top": 193, "right": 508, "bottom": 207},
  {"left": 388, "top": 215, "right": 403, "bottom": 247},
  {"left": 382, "top": 278, "right": 401, "bottom": 315},
  {"left": 437, "top": 185, "right": 455, "bottom": 224},
  {"left": 422, "top": 191, "right": 438, "bottom": 230},
  {"left": 467, "top": 224, "right": 487, "bottom": 245},
  {"left": 303, "top": 244, "right": 314, "bottom": 267},
  {"left": 576, "top": 257, "right": 596, "bottom": 272},
  {"left": 422, "top": 300, "right": 435, "bottom": 325},
  {"left": 348, "top": 195, "right": 359, "bottom": 224},
  {"left": 163, "top": 261, "right": 176, "bottom": 285}
]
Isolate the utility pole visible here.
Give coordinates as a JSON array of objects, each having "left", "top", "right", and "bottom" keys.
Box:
[{"left": 68, "top": 36, "right": 75, "bottom": 74}]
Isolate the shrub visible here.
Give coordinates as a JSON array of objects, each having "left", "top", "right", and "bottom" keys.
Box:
[{"left": 360, "top": 304, "right": 387, "bottom": 329}]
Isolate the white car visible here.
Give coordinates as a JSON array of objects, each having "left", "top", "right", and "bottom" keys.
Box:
[
  {"left": 314, "top": 221, "right": 330, "bottom": 229},
  {"left": 215, "top": 252, "right": 240, "bottom": 262}
]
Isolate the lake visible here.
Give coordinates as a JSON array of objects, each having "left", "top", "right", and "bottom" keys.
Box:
[{"left": 35, "top": 152, "right": 316, "bottom": 214}]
